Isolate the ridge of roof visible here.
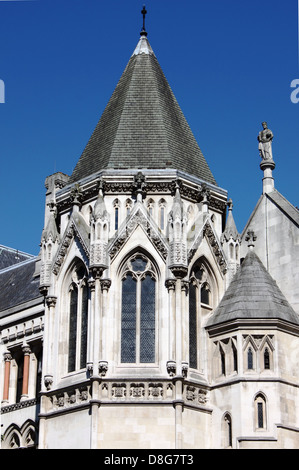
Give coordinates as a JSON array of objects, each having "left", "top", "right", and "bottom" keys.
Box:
[
  {"left": 68, "top": 36, "right": 217, "bottom": 186},
  {"left": 206, "top": 249, "right": 299, "bottom": 328}
]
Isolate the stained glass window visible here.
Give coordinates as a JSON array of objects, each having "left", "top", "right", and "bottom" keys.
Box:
[
  {"left": 264, "top": 347, "right": 270, "bottom": 369},
  {"left": 121, "top": 274, "right": 137, "bottom": 363},
  {"left": 140, "top": 275, "right": 156, "bottom": 363},
  {"left": 121, "top": 256, "right": 156, "bottom": 364},
  {"left": 257, "top": 402, "right": 264, "bottom": 428},
  {"left": 248, "top": 347, "right": 253, "bottom": 370},
  {"left": 131, "top": 257, "right": 147, "bottom": 272},
  {"left": 67, "top": 266, "right": 89, "bottom": 373}
]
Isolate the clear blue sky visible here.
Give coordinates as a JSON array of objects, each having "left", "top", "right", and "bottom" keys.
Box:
[{"left": 0, "top": 0, "right": 298, "bottom": 256}]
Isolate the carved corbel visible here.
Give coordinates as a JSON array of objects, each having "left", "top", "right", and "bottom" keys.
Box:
[
  {"left": 166, "top": 360, "right": 176, "bottom": 377},
  {"left": 44, "top": 374, "right": 53, "bottom": 391},
  {"left": 98, "top": 361, "right": 108, "bottom": 377}
]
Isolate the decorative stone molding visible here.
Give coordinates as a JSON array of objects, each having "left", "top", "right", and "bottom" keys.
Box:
[
  {"left": 100, "top": 279, "right": 112, "bottom": 292},
  {"left": 130, "top": 383, "right": 145, "bottom": 398},
  {"left": 182, "top": 361, "right": 189, "bottom": 378},
  {"left": 44, "top": 375, "right": 53, "bottom": 391},
  {"left": 203, "top": 221, "right": 227, "bottom": 275},
  {"left": 98, "top": 361, "right": 108, "bottom": 377},
  {"left": 48, "top": 385, "right": 91, "bottom": 411},
  {"left": 46, "top": 296, "right": 57, "bottom": 308},
  {"left": 166, "top": 360, "right": 176, "bottom": 377},
  {"left": 1, "top": 399, "right": 38, "bottom": 414},
  {"left": 1, "top": 318, "right": 44, "bottom": 345},
  {"left": 109, "top": 207, "right": 168, "bottom": 261},
  {"left": 111, "top": 383, "right": 127, "bottom": 399},
  {"left": 3, "top": 352, "right": 12, "bottom": 362},
  {"left": 184, "top": 385, "right": 208, "bottom": 405},
  {"left": 165, "top": 279, "right": 176, "bottom": 291}
]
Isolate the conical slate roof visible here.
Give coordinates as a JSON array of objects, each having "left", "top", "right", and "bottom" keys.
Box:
[
  {"left": 69, "top": 35, "right": 217, "bottom": 185},
  {"left": 206, "top": 249, "right": 299, "bottom": 327}
]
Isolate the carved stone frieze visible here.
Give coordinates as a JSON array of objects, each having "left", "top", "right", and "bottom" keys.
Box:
[
  {"left": 184, "top": 385, "right": 208, "bottom": 405},
  {"left": 1, "top": 318, "right": 44, "bottom": 345},
  {"left": 48, "top": 385, "right": 91, "bottom": 410}
]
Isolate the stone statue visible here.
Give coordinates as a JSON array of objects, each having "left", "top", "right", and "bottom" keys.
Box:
[{"left": 258, "top": 122, "right": 274, "bottom": 161}]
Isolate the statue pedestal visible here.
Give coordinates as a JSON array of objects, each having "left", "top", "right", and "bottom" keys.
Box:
[{"left": 260, "top": 159, "right": 275, "bottom": 194}]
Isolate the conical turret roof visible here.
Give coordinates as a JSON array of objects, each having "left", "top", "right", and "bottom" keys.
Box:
[
  {"left": 69, "top": 35, "right": 216, "bottom": 185},
  {"left": 206, "top": 249, "right": 299, "bottom": 328}
]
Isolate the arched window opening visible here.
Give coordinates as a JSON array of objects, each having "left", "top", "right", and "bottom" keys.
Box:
[
  {"left": 189, "top": 282, "right": 197, "bottom": 369},
  {"left": 188, "top": 259, "right": 217, "bottom": 371},
  {"left": 247, "top": 347, "right": 253, "bottom": 370},
  {"left": 10, "top": 432, "right": 20, "bottom": 449},
  {"left": 232, "top": 342, "right": 238, "bottom": 373},
  {"left": 113, "top": 199, "right": 120, "bottom": 231},
  {"left": 255, "top": 393, "right": 267, "bottom": 429},
  {"left": 126, "top": 198, "right": 133, "bottom": 216},
  {"left": 147, "top": 198, "right": 155, "bottom": 217},
  {"left": 121, "top": 254, "right": 156, "bottom": 364},
  {"left": 264, "top": 347, "right": 270, "bottom": 370},
  {"left": 223, "top": 413, "right": 233, "bottom": 448},
  {"left": 201, "top": 282, "right": 210, "bottom": 305},
  {"left": 229, "top": 243, "right": 234, "bottom": 259},
  {"left": 158, "top": 199, "right": 166, "bottom": 230},
  {"left": 67, "top": 264, "right": 89, "bottom": 373},
  {"left": 220, "top": 346, "right": 226, "bottom": 375}
]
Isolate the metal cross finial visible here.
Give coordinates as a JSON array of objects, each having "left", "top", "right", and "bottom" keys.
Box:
[{"left": 140, "top": 5, "right": 148, "bottom": 36}]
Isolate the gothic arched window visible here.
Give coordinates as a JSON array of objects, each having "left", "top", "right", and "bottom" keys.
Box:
[
  {"left": 223, "top": 413, "right": 233, "bottom": 448},
  {"left": 68, "top": 264, "right": 89, "bottom": 373},
  {"left": 264, "top": 347, "right": 270, "bottom": 370},
  {"left": 113, "top": 199, "right": 120, "bottom": 231},
  {"left": 255, "top": 393, "right": 267, "bottom": 429},
  {"left": 247, "top": 347, "right": 253, "bottom": 370},
  {"left": 189, "top": 259, "right": 216, "bottom": 370},
  {"left": 158, "top": 199, "right": 166, "bottom": 230},
  {"left": 121, "top": 254, "right": 156, "bottom": 364}
]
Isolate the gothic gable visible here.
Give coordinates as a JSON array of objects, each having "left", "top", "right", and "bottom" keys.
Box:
[
  {"left": 108, "top": 202, "right": 168, "bottom": 262},
  {"left": 52, "top": 212, "right": 90, "bottom": 276},
  {"left": 188, "top": 217, "right": 227, "bottom": 276}
]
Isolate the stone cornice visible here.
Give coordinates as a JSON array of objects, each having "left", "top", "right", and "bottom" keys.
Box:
[
  {"left": 55, "top": 174, "right": 227, "bottom": 215},
  {"left": 205, "top": 317, "right": 299, "bottom": 338}
]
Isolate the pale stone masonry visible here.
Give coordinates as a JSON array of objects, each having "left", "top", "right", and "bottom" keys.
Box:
[{"left": 1, "top": 22, "right": 299, "bottom": 449}]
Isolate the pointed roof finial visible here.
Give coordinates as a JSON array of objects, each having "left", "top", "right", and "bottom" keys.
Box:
[{"left": 141, "top": 5, "right": 148, "bottom": 37}]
